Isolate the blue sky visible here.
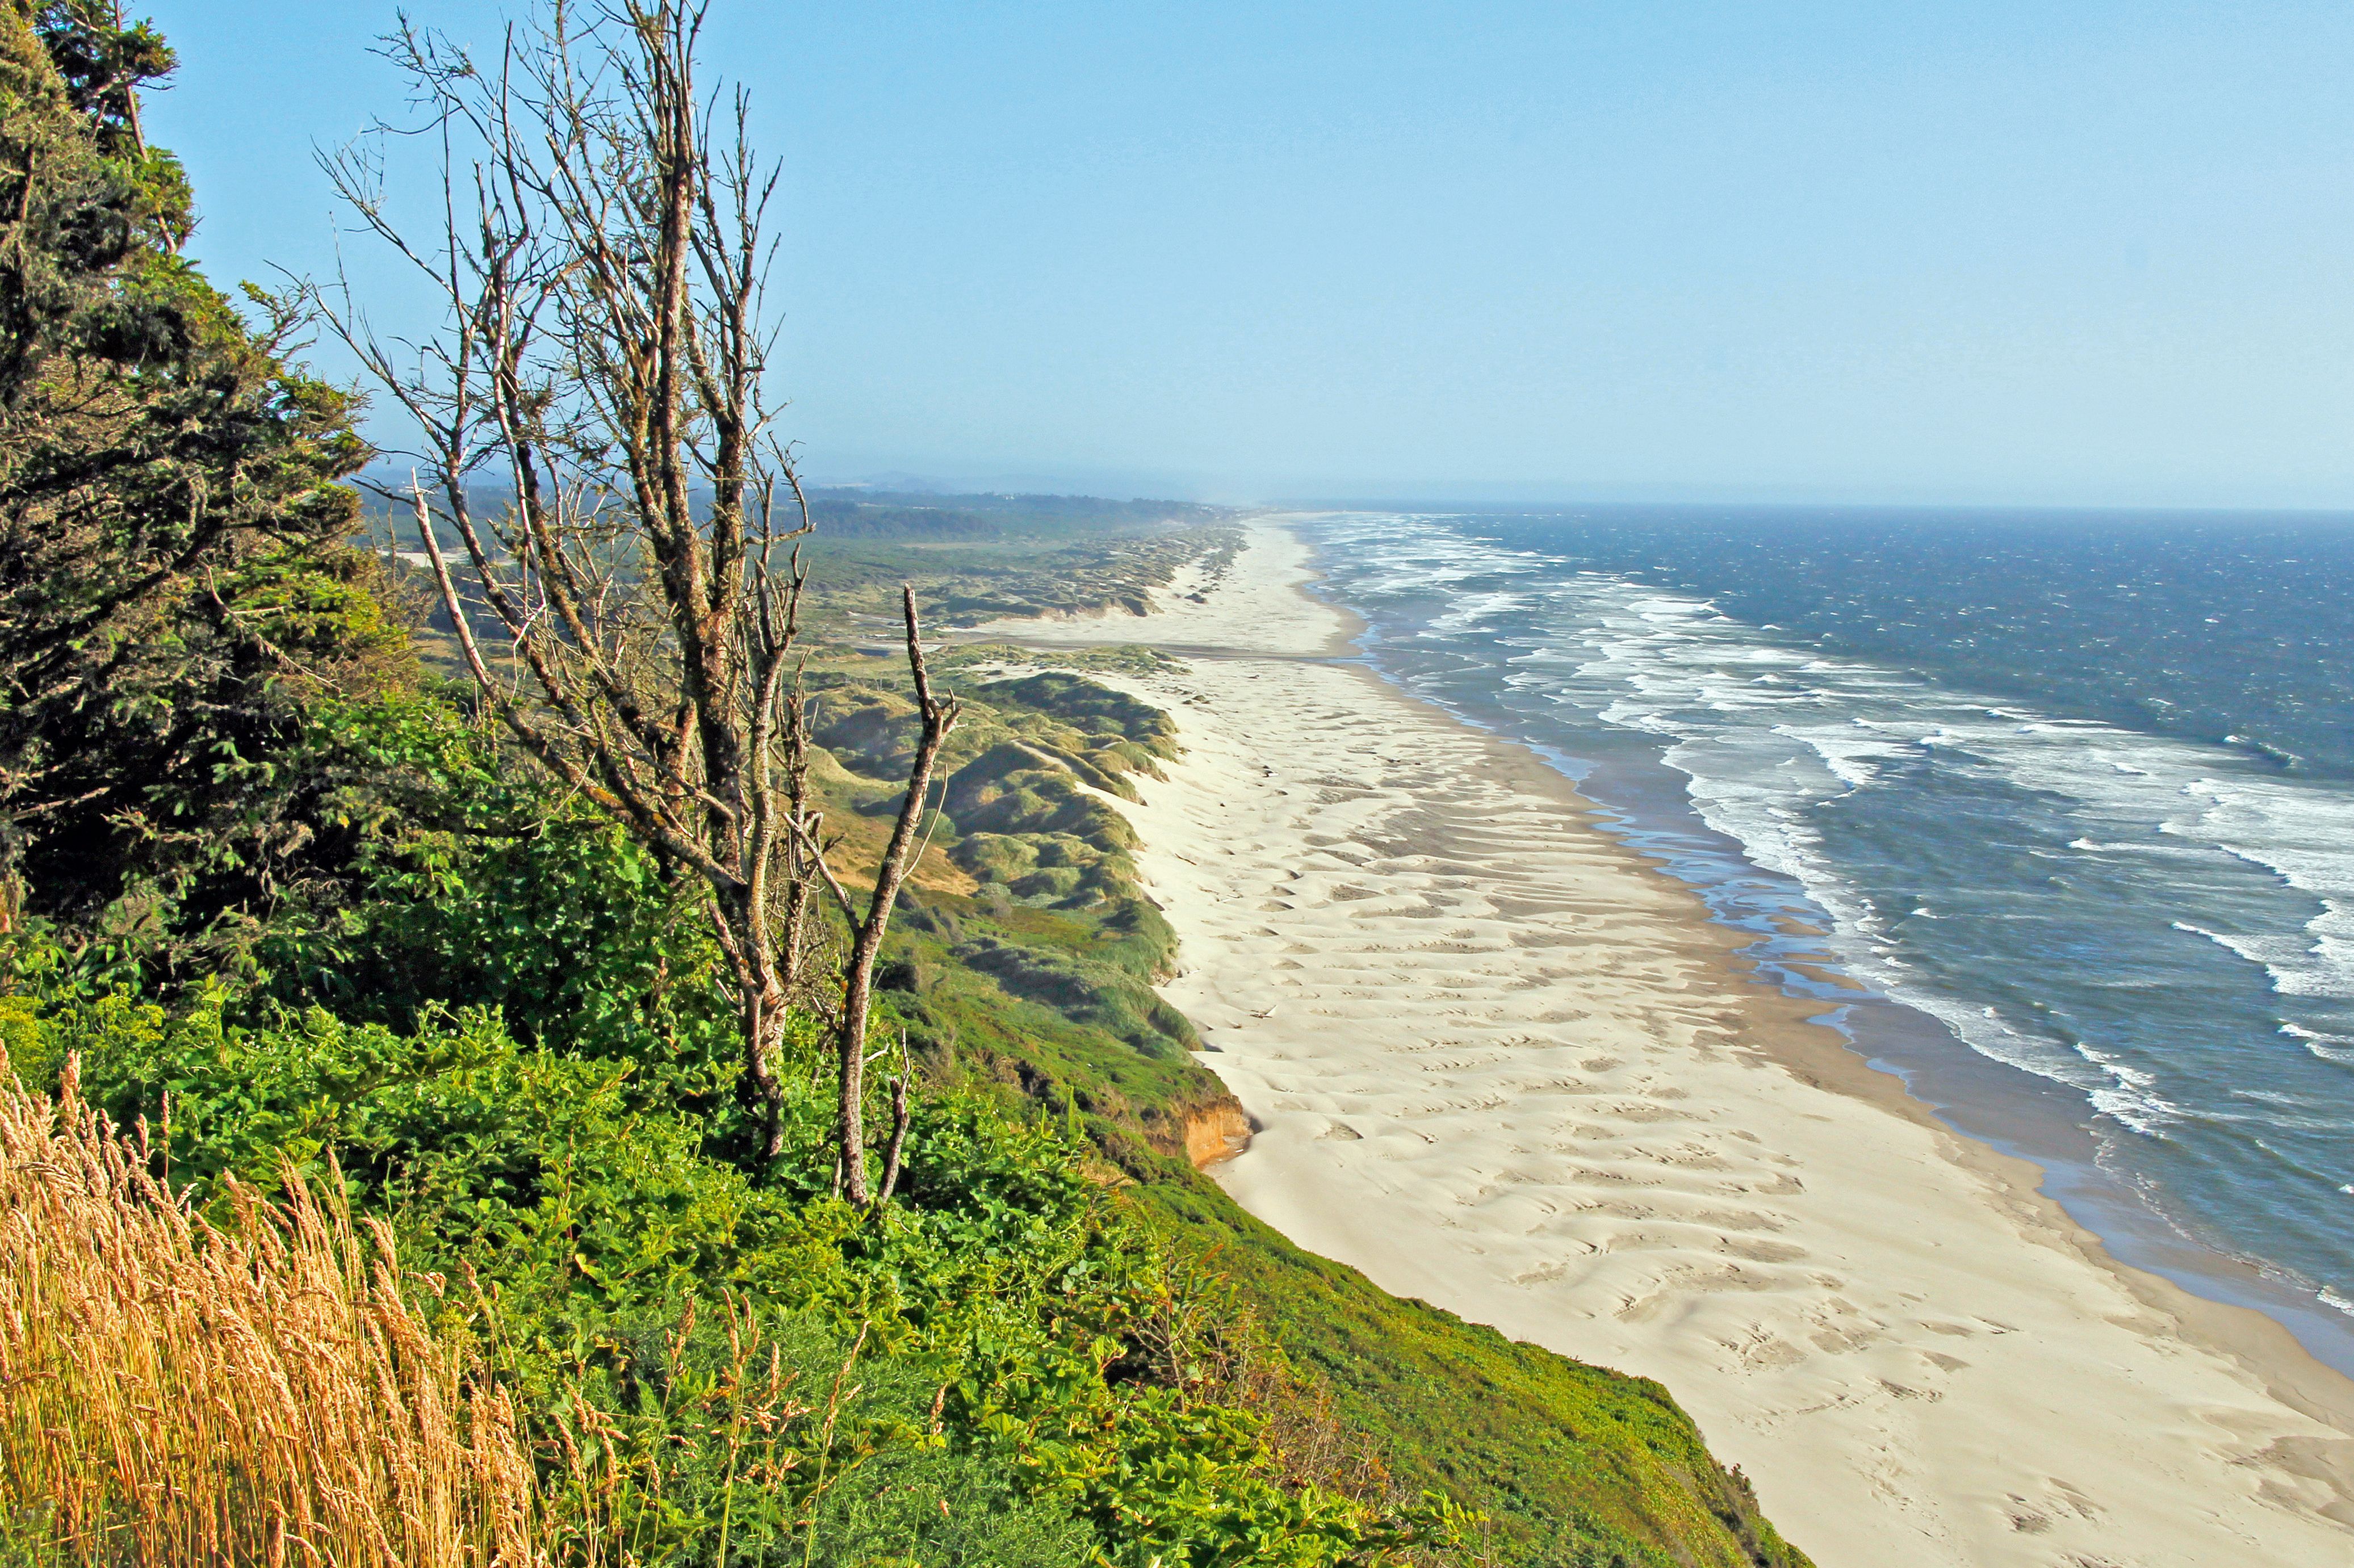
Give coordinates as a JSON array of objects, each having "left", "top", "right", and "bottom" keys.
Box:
[{"left": 148, "top": 2, "right": 2354, "bottom": 505}]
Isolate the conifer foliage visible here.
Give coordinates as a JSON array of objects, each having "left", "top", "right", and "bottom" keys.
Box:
[{"left": 0, "top": 0, "right": 382, "bottom": 976}]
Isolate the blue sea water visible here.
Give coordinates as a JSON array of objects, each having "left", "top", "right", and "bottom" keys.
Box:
[{"left": 1304, "top": 507, "right": 2354, "bottom": 1359}]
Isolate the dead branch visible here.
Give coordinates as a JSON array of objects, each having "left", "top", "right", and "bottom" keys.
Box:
[
  {"left": 830, "top": 586, "right": 957, "bottom": 1205},
  {"left": 319, "top": 1, "right": 952, "bottom": 1198}
]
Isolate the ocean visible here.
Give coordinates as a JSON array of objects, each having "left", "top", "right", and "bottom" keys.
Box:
[{"left": 1305, "top": 506, "right": 2354, "bottom": 1370}]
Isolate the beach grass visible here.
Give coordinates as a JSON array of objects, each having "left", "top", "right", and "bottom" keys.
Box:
[{"left": 0, "top": 1057, "right": 544, "bottom": 1566}]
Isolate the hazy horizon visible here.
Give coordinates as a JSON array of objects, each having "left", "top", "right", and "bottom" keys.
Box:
[
  {"left": 154, "top": 2, "right": 2354, "bottom": 510},
  {"left": 355, "top": 461, "right": 2354, "bottom": 515}
]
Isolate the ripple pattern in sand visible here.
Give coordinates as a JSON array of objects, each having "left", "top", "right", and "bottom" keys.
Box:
[{"left": 971, "top": 522, "right": 2354, "bottom": 1568}]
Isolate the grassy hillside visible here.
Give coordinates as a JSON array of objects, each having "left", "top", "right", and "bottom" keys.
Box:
[
  {"left": 1136, "top": 1181, "right": 1801, "bottom": 1568},
  {"left": 797, "top": 496, "right": 1242, "bottom": 635},
  {"left": 380, "top": 488, "right": 1244, "bottom": 679},
  {"left": 799, "top": 638, "right": 1811, "bottom": 1567}
]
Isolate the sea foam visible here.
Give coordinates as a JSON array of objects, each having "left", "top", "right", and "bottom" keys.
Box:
[{"left": 1312, "top": 508, "right": 2354, "bottom": 1317}]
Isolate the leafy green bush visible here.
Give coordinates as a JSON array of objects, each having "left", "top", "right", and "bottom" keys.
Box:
[
  {"left": 3, "top": 954, "right": 1458, "bottom": 1567},
  {"left": 252, "top": 696, "right": 742, "bottom": 1079}
]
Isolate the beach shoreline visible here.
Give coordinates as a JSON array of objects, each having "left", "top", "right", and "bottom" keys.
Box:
[{"left": 971, "top": 517, "right": 2354, "bottom": 1566}]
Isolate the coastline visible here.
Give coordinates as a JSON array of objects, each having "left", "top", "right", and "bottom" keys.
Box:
[{"left": 973, "top": 518, "right": 2354, "bottom": 1566}]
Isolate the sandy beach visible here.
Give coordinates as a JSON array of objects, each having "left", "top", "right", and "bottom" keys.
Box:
[{"left": 978, "top": 518, "right": 2354, "bottom": 1566}]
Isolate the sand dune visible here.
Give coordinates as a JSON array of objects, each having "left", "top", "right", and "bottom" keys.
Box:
[{"left": 976, "top": 520, "right": 2354, "bottom": 1567}]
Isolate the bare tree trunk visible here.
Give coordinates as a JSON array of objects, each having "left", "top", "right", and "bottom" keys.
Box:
[
  {"left": 805, "top": 588, "right": 957, "bottom": 1205},
  {"left": 321, "top": 2, "right": 953, "bottom": 1195},
  {"left": 877, "top": 1066, "right": 912, "bottom": 1208}
]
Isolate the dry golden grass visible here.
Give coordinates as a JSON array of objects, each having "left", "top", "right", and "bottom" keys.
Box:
[{"left": 0, "top": 1054, "right": 544, "bottom": 1566}]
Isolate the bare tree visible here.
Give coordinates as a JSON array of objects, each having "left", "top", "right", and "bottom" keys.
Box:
[{"left": 319, "top": 0, "right": 954, "bottom": 1203}]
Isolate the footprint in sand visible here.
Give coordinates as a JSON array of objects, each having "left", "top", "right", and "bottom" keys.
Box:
[
  {"left": 1614, "top": 1262, "right": 1787, "bottom": 1323},
  {"left": 1806, "top": 1303, "right": 1885, "bottom": 1355},
  {"left": 1601, "top": 1102, "right": 1689, "bottom": 1125},
  {"left": 1592, "top": 1229, "right": 1683, "bottom": 1255},
  {"left": 1728, "top": 1328, "right": 1808, "bottom": 1372},
  {"left": 1686, "top": 1206, "right": 1788, "bottom": 1233},
  {"left": 1718, "top": 1238, "right": 1809, "bottom": 1263},
  {"left": 1572, "top": 1165, "right": 1666, "bottom": 1188},
  {"left": 1653, "top": 1141, "right": 1733, "bottom": 1170}
]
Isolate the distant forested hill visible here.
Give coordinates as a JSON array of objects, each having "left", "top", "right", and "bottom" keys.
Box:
[
  {"left": 361, "top": 482, "right": 1231, "bottom": 546},
  {"left": 805, "top": 488, "right": 1229, "bottom": 539}
]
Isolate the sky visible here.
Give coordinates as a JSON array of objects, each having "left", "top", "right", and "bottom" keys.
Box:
[{"left": 145, "top": 2, "right": 2354, "bottom": 506}]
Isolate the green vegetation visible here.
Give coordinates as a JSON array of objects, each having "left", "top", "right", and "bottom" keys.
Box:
[
  {"left": 807, "top": 669, "right": 1811, "bottom": 1566},
  {"left": 0, "top": 5, "right": 1809, "bottom": 1566},
  {"left": 805, "top": 489, "right": 1229, "bottom": 540},
  {"left": 934, "top": 641, "right": 1190, "bottom": 679},
  {"left": 378, "top": 493, "right": 1232, "bottom": 687},
  {"left": 799, "top": 514, "right": 1242, "bottom": 639}
]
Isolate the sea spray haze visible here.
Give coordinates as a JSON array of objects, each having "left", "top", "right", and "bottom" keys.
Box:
[{"left": 1309, "top": 508, "right": 2354, "bottom": 1336}]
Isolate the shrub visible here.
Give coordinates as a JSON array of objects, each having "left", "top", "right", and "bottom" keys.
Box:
[{"left": 4, "top": 971, "right": 1460, "bottom": 1567}]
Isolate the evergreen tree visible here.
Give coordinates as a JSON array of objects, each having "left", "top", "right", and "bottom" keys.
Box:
[{"left": 0, "top": 1, "right": 392, "bottom": 980}]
